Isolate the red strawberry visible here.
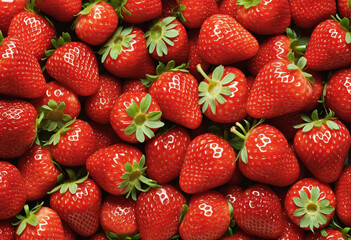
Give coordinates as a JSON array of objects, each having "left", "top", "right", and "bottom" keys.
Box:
[
  {"left": 123, "top": 79, "right": 148, "bottom": 93},
  {"left": 0, "top": 99, "right": 37, "bottom": 159},
  {"left": 89, "top": 122, "right": 121, "bottom": 150},
  {"left": 0, "top": 0, "right": 26, "bottom": 35},
  {"left": 220, "top": 230, "right": 254, "bottom": 240},
  {"left": 179, "top": 190, "right": 230, "bottom": 240},
  {"left": 179, "top": 133, "right": 236, "bottom": 194},
  {"left": 219, "top": 185, "right": 244, "bottom": 209},
  {"left": 284, "top": 178, "right": 336, "bottom": 232},
  {"left": 0, "top": 35, "right": 46, "bottom": 98},
  {"left": 34, "top": 0, "right": 82, "bottom": 22},
  {"left": 338, "top": 0, "right": 351, "bottom": 18},
  {"left": 218, "top": 0, "right": 238, "bottom": 19},
  {"left": 325, "top": 67, "right": 351, "bottom": 122},
  {"left": 198, "top": 14, "right": 259, "bottom": 65},
  {"left": 75, "top": 1, "right": 118, "bottom": 46},
  {"left": 89, "top": 233, "right": 108, "bottom": 240},
  {"left": 115, "top": 0, "right": 162, "bottom": 24},
  {"left": 233, "top": 184, "right": 283, "bottom": 239},
  {"left": 294, "top": 110, "right": 351, "bottom": 183},
  {"left": 302, "top": 71, "right": 324, "bottom": 111},
  {"left": 335, "top": 166, "right": 351, "bottom": 226},
  {"left": 145, "top": 126, "right": 191, "bottom": 184},
  {"left": 236, "top": 0, "right": 291, "bottom": 35},
  {"left": 0, "top": 161, "right": 26, "bottom": 220},
  {"left": 0, "top": 219, "right": 15, "bottom": 239},
  {"left": 305, "top": 228, "right": 346, "bottom": 240}
]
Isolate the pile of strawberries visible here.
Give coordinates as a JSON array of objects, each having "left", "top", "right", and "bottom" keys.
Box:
[{"left": 1, "top": 0, "right": 351, "bottom": 239}]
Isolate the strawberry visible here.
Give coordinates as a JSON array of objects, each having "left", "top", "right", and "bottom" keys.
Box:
[
  {"left": 0, "top": 219, "right": 15, "bottom": 239},
  {"left": 0, "top": 161, "right": 26, "bottom": 220},
  {"left": 197, "top": 14, "right": 259, "bottom": 65},
  {"left": 305, "top": 16, "right": 351, "bottom": 71},
  {"left": 197, "top": 65, "right": 249, "bottom": 123},
  {"left": 325, "top": 67, "right": 351, "bottom": 122},
  {"left": 220, "top": 230, "right": 255, "bottom": 240},
  {"left": 233, "top": 184, "right": 283, "bottom": 239},
  {"left": 123, "top": 79, "right": 148, "bottom": 93},
  {"left": 49, "top": 170, "right": 102, "bottom": 237},
  {"left": 236, "top": 0, "right": 291, "bottom": 35},
  {"left": 145, "top": 125, "right": 191, "bottom": 184},
  {"left": 335, "top": 166, "right": 351, "bottom": 226},
  {"left": 218, "top": 0, "right": 238, "bottom": 19},
  {"left": 89, "top": 122, "right": 121, "bottom": 150},
  {"left": 0, "top": 34, "right": 46, "bottom": 99},
  {"left": 0, "top": 99, "right": 37, "bottom": 159},
  {"left": 34, "top": 0, "right": 82, "bottom": 23},
  {"left": 74, "top": 1, "right": 118, "bottom": 46},
  {"left": 219, "top": 185, "right": 244, "bottom": 209},
  {"left": 144, "top": 17, "right": 189, "bottom": 65},
  {"left": 0, "top": 0, "right": 26, "bottom": 35},
  {"left": 289, "top": 0, "right": 336, "bottom": 28},
  {"left": 89, "top": 233, "right": 108, "bottom": 240},
  {"left": 14, "top": 204, "right": 65, "bottom": 240},
  {"left": 179, "top": 133, "right": 236, "bottom": 194},
  {"left": 85, "top": 75, "right": 123, "bottom": 125},
  {"left": 17, "top": 144, "right": 61, "bottom": 201},
  {"left": 338, "top": 0, "right": 351, "bottom": 18},
  {"left": 284, "top": 178, "right": 336, "bottom": 232},
  {"left": 179, "top": 190, "right": 230, "bottom": 240},
  {"left": 305, "top": 228, "right": 346, "bottom": 240},
  {"left": 110, "top": 92, "right": 164, "bottom": 143},
  {"left": 146, "top": 61, "right": 202, "bottom": 129},
  {"left": 294, "top": 110, "right": 351, "bottom": 183},
  {"left": 99, "top": 26, "right": 155, "bottom": 79}
]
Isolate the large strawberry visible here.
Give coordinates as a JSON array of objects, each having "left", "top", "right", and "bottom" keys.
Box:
[
  {"left": 197, "top": 14, "right": 258, "bottom": 65},
  {"left": 0, "top": 0, "right": 26, "bottom": 35},
  {"left": 34, "top": 0, "right": 82, "bottom": 22},
  {"left": 335, "top": 166, "right": 351, "bottom": 226}
]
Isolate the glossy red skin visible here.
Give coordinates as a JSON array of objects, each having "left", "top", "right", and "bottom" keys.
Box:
[
  {"left": 239, "top": 124, "right": 300, "bottom": 186},
  {"left": 122, "top": 79, "right": 148, "bottom": 93},
  {"left": 50, "top": 178, "right": 102, "bottom": 237},
  {"left": 278, "top": 210, "right": 306, "bottom": 240},
  {"left": 201, "top": 67, "right": 249, "bottom": 123},
  {"left": 302, "top": 71, "right": 324, "bottom": 111},
  {"left": 149, "top": 71, "right": 202, "bottom": 129},
  {"left": 305, "top": 19, "right": 351, "bottom": 71},
  {"left": 179, "top": 133, "right": 236, "bottom": 194},
  {"left": 233, "top": 184, "right": 283, "bottom": 239},
  {"left": 34, "top": 0, "right": 82, "bottom": 22},
  {"left": 85, "top": 75, "right": 123, "bottom": 124},
  {"left": 284, "top": 178, "right": 336, "bottom": 231},
  {"left": 161, "top": 0, "right": 177, "bottom": 17},
  {"left": 86, "top": 143, "right": 143, "bottom": 195},
  {"left": 46, "top": 42, "right": 99, "bottom": 96},
  {"left": 0, "top": 220, "right": 15, "bottom": 240},
  {"left": 218, "top": 0, "right": 238, "bottom": 19},
  {"left": 101, "top": 195, "right": 138, "bottom": 236},
  {"left": 89, "top": 122, "right": 121, "bottom": 150},
  {"left": 0, "top": 0, "right": 26, "bottom": 35},
  {"left": 0, "top": 100, "right": 37, "bottom": 159},
  {"left": 50, "top": 119, "right": 97, "bottom": 166},
  {"left": 0, "top": 162, "right": 26, "bottom": 220},
  {"left": 325, "top": 67, "right": 351, "bottom": 122},
  {"left": 335, "top": 166, "right": 351, "bottom": 226},
  {"left": 179, "top": 190, "right": 230, "bottom": 240},
  {"left": 176, "top": 0, "right": 219, "bottom": 28},
  {"left": 306, "top": 229, "right": 345, "bottom": 240},
  {"left": 145, "top": 126, "right": 191, "bottom": 184},
  {"left": 219, "top": 185, "right": 244, "bottom": 209},
  {"left": 17, "top": 145, "right": 61, "bottom": 201},
  {"left": 294, "top": 120, "right": 351, "bottom": 183},
  {"left": 30, "top": 81, "right": 81, "bottom": 118},
  {"left": 246, "top": 59, "right": 313, "bottom": 118},
  {"left": 338, "top": 0, "right": 351, "bottom": 18},
  {"left": 16, "top": 207, "right": 64, "bottom": 240},
  {"left": 0, "top": 37, "right": 46, "bottom": 98},
  {"left": 290, "top": 0, "right": 336, "bottom": 28},
  {"left": 75, "top": 2, "right": 118, "bottom": 46},
  {"left": 220, "top": 230, "right": 254, "bottom": 240},
  {"left": 247, "top": 35, "right": 290, "bottom": 76},
  {"left": 122, "top": 0, "right": 162, "bottom": 24},
  {"left": 61, "top": 221, "right": 76, "bottom": 240},
  {"left": 237, "top": 0, "right": 291, "bottom": 35},
  {"left": 198, "top": 14, "right": 259, "bottom": 65},
  {"left": 89, "top": 233, "right": 108, "bottom": 240},
  {"left": 136, "top": 185, "right": 186, "bottom": 240}
]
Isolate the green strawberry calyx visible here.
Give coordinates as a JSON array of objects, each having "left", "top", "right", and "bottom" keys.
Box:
[
  {"left": 124, "top": 94, "right": 165, "bottom": 143},
  {"left": 144, "top": 17, "right": 180, "bottom": 57},
  {"left": 286, "top": 28, "right": 309, "bottom": 57},
  {"left": 172, "top": 4, "right": 187, "bottom": 23},
  {"left": 286, "top": 54, "right": 314, "bottom": 83},
  {"left": 178, "top": 204, "right": 189, "bottom": 224},
  {"left": 44, "top": 32, "right": 72, "bottom": 59},
  {"left": 327, "top": 217, "right": 351, "bottom": 239},
  {"left": 12, "top": 202, "right": 44, "bottom": 235},
  {"left": 99, "top": 26, "right": 136, "bottom": 63},
  {"left": 109, "top": 0, "right": 132, "bottom": 19},
  {"left": 118, "top": 155, "right": 161, "bottom": 201},
  {"left": 106, "top": 232, "right": 140, "bottom": 240},
  {"left": 294, "top": 109, "right": 339, "bottom": 133},
  {"left": 48, "top": 168, "right": 89, "bottom": 195},
  {"left": 332, "top": 15, "right": 351, "bottom": 44},
  {"left": 197, "top": 64, "right": 235, "bottom": 114},
  {"left": 293, "top": 186, "right": 334, "bottom": 232},
  {"left": 226, "top": 200, "right": 236, "bottom": 236},
  {"left": 236, "top": 0, "right": 261, "bottom": 9},
  {"left": 0, "top": 31, "right": 4, "bottom": 45}
]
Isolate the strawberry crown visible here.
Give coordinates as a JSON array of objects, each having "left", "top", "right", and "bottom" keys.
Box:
[
  {"left": 44, "top": 32, "right": 72, "bottom": 59},
  {"left": 48, "top": 168, "right": 89, "bottom": 195},
  {"left": 172, "top": 4, "right": 187, "bottom": 23},
  {"left": 106, "top": 232, "right": 140, "bottom": 240},
  {"left": 237, "top": 0, "right": 261, "bottom": 9},
  {"left": 332, "top": 15, "right": 351, "bottom": 44},
  {"left": 286, "top": 28, "right": 309, "bottom": 57},
  {"left": 294, "top": 109, "right": 339, "bottom": 132},
  {"left": 286, "top": 53, "right": 314, "bottom": 83},
  {"left": 144, "top": 17, "right": 180, "bottom": 57},
  {"left": 109, "top": 0, "right": 132, "bottom": 19},
  {"left": 12, "top": 202, "right": 44, "bottom": 235}
]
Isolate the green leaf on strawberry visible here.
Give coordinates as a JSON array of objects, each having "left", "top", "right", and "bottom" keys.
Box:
[
  {"left": 236, "top": 0, "right": 261, "bottom": 9},
  {"left": 332, "top": 15, "right": 351, "bottom": 44},
  {"left": 294, "top": 109, "right": 340, "bottom": 132},
  {"left": 44, "top": 32, "right": 71, "bottom": 59},
  {"left": 109, "top": 0, "right": 132, "bottom": 19},
  {"left": 106, "top": 231, "right": 140, "bottom": 240},
  {"left": 12, "top": 202, "right": 44, "bottom": 235},
  {"left": 48, "top": 168, "right": 89, "bottom": 195},
  {"left": 0, "top": 31, "right": 3, "bottom": 45},
  {"left": 287, "top": 55, "right": 314, "bottom": 83}
]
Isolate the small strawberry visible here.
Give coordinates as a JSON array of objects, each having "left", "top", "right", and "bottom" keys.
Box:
[
  {"left": 197, "top": 14, "right": 259, "bottom": 65},
  {"left": 34, "top": 0, "right": 82, "bottom": 22},
  {"left": 89, "top": 122, "right": 121, "bottom": 150},
  {"left": 0, "top": 0, "right": 26, "bottom": 35},
  {"left": 0, "top": 219, "right": 15, "bottom": 239},
  {"left": 218, "top": 0, "right": 238, "bottom": 19},
  {"left": 335, "top": 166, "right": 351, "bottom": 226},
  {"left": 338, "top": 0, "right": 351, "bottom": 18},
  {"left": 123, "top": 79, "right": 148, "bottom": 93},
  {"left": 305, "top": 228, "right": 346, "bottom": 240}
]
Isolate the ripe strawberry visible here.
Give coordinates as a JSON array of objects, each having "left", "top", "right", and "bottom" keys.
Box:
[
  {"left": 0, "top": 219, "right": 15, "bottom": 239},
  {"left": 0, "top": 161, "right": 26, "bottom": 220},
  {"left": 179, "top": 190, "right": 230, "bottom": 240},
  {"left": 294, "top": 110, "right": 351, "bottom": 183},
  {"left": 325, "top": 67, "right": 351, "bottom": 122},
  {"left": 179, "top": 133, "right": 236, "bottom": 194},
  {"left": 45, "top": 33, "right": 100, "bottom": 96},
  {"left": 284, "top": 178, "right": 336, "bottom": 232},
  {"left": 0, "top": 34, "right": 46, "bottom": 98},
  {"left": 0, "top": 99, "right": 37, "bottom": 159},
  {"left": 85, "top": 75, "right": 122, "bottom": 124},
  {"left": 197, "top": 65, "right": 249, "bottom": 123},
  {"left": 290, "top": 0, "right": 336, "bottom": 28},
  {"left": 305, "top": 228, "right": 346, "bottom": 240},
  {"left": 34, "top": 0, "right": 82, "bottom": 22},
  {"left": 220, "top": 230, "right": 254, "bottom": 240},
  {"left": 99, "top": 26, "right": 155, "bottom": 79},
  {"left": 147, "top": 61, "right": 202, "bottom": 129},
  {"left": 89, "top": 122, "right": 121, "bottom": 150},
  {"left": 145, "top": 126, "right": 191, "bottom": 184},
  {"left": 123, "top": 79, "right": 148, "bottom": 93},
  {"left": 233, "top": 184, "right": 283, "bottom": 239},
  {"left": 218, "top": 0, "right": 238, "bottom": 19},
  {"left": 89, "top": 233, "right": 108, "bottom": 240},
  {"left": 74, "top": 1, "right": 118, "bottom": 46},
  {"left": 0, "top": 0, "right": 26, "bottom": 35},
  {"left": 198, "top": 14, "right": 259, "bottom": 65},
  {"left": 335, "top": 166, "right": 351, "bottom": 226},
  {"left": 236, "top": 0, "right": 291, "bottom": 35},
  {"left": 219, "top": 185, "right": 244, "bottom": 209},
  {"left": 338, "top": 0, "right": 351, "bottom": 18}
]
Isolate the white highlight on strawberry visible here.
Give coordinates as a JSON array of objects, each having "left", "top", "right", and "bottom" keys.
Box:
[
  {"left": 2, "top": 42, "right": 15, "bottom": 59},
  {"left": 0, "top": 171, "right": 7, "bottom": 183},
  {"left": 156, "top": 188, "right": 170, "bottom": 205},
  {"left": 113, "top": 207, "right": 131, "bottom": 216},
  {"left": 272, "top": 61, "right": 295, "bottom": 84},
  {"left": 64, "top": 47, "right": 80, "bottom": 67},
  {"left": 168, "top": 74, "right": 181, "bottom": 92},
  {"left": 36, "top": 215, "right": 49, "bottom": 236},
  {"left": 198, "top": 203, "right": 213, "bottom": 217},
  {"left": 313, "top": 131, "right": 332, "bottom": 144},
  {"left": 209, "top": 143, "right": 223, "bottom": 158},
  {"left": 2, "top": 108, "right": 23, "bottom": 119},
  {"left": 68, "top": 128, "right": 81, "bottom": 142},
  {"left": 255, "top": 133, "right": 271, "bottom": 152},
  {"left": 274, "top": 41, "right": 286, "bottom": 60},
  {"left": 344, "top": 77, "right": 351, "bottom": 94},
  {"left": 23, "top": 16, "right": 42, "bottom": 35}
]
